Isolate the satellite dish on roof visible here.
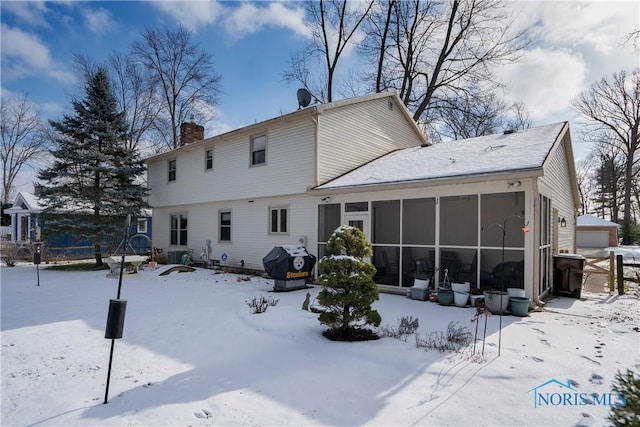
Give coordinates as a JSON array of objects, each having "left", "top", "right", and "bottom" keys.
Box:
[{"left": 297, "top": 88, "right": 312, "bottom": 110}]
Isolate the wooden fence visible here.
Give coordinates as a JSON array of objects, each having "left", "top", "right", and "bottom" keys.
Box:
[{"left": 581, "top": 251, "right": 635, "bottom": 295}]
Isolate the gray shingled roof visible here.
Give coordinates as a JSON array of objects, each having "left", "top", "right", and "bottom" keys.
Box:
[{"left": 316, "top": 122, "right": 567, "bottom": 190}]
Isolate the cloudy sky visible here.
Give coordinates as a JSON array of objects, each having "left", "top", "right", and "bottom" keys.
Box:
[{"left": 1, "top": 1, "right": 639, "bottom": 193}]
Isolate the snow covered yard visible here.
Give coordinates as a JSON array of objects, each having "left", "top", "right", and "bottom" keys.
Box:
[{"left": 1, "top": 263, "right": 638, "bottom": 427}]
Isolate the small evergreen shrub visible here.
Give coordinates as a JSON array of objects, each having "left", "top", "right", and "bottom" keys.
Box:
[
  {"left": 316, "top": 225, "right": 381, "bottom": 341},
  {"left": 608, "top": 367, "right": 640, "bottom": 426}
]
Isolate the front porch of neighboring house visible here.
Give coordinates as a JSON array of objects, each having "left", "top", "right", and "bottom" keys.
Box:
[{"left": 6, "top": 212, "right": 40, "bottom": 244}]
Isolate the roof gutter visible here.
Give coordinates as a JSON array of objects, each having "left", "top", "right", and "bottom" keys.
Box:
[{"left": 310, "top": 168, "right": 543, "bottom": 196}]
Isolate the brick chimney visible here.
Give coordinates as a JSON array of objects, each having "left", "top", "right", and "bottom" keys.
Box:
[{"left": 180, "top": 121, "right": 204, "bottom": 146}]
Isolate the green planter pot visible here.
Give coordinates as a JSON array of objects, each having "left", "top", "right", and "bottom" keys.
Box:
[
  {"left": 438, "top": 290, "right": 454, "bottom": 306},
  {"left": 509, "top": 296, "right": 531, "bottom": 316}
]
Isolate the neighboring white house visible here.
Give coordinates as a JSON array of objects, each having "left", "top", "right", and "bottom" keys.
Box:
[
  {"left": 146, "top": 92, "right": 580, "bottom": 304},
  {"left": 4, "top": 192, "right": 44, "bottom": 243},
  {"left": 576, "top": 214, "right": 620, "bottom": 248}
]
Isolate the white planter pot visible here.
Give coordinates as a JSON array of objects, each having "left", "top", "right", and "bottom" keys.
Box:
[
  {"left": 507, "top": 288, "right": 526, "bottom": 298},
  {"left": 483, "top": 291, "right": 510, "bottom": 314},
  {"left": 470, "top": 294, "right": 485, "bottom": 307},
  {"left": 454, "top": 291, "right": 469, "bottom": 307},
  {"left": 413, "top": 278, "right": 430, "bottom": 289},
  {"left": 452, "top": 282, "right": 470, "bottom": 293}
]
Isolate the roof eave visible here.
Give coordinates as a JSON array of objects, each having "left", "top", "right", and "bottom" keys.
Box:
[{"left": 311, "top": 168, "right": 543, "bottom": 195}]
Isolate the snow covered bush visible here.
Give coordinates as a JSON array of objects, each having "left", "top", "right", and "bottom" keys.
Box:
[
  {"left": 608, "top": 367, "right": 640, "bottom": 426},
  {"left": 246, "top": 296, "right": 279, "bottom": 314},
  {"left": 316, "top": 225, "right": 381, "bottom": 341},
  {"left": 380, "top": 316, "right": 420, "bottom": 341}
]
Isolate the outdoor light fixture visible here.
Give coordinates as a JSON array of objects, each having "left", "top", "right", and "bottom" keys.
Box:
[
  {"left": 321, "top": 196, "right": 332, "bottom": 203},
  {"left": 507, "top": 180, "right": 521, "bottom": 188},
  {"left": 559, "top": 217, "right": 567, "bottom": 228}
]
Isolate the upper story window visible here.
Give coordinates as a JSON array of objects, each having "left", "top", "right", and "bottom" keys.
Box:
[
  {"left": 251, "top": 134, "right": 266, "bottom": 166},
  {"left": 168, "top": 159, "right": 177, "bottom": 182},
  {"left": 205, "top": 148, "right": 213, "bottom": 170},
  {"left": 269, "top": 207, "right": 288, "bottom": 234},
  {"left": 220, "top": 210, "right": 231, "bottom": 242}
]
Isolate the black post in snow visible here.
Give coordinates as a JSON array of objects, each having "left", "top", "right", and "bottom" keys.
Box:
[{"left": 104, "top": 214, "right": 131, "bottom": 404}]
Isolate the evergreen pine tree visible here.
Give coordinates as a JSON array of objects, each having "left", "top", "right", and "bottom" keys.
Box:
[
  {"left": 38, "top": 67, "right": 148, "bottom": 266},
  {"left": 316, "top": 225, "right": 381, "bottom": 341},
  {"left": 608, "top": 367, "right": 640, "bottom": 426}
]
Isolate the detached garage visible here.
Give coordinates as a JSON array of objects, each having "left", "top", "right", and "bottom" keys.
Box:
[{"left": 576, "top": 214, "right": 620, "bottom": 248}]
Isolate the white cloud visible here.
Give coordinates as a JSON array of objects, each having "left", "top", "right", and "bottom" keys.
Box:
[
  {"left": 81, "top": 7, "right": 115, "bottom": 35},
  {"left": 152, "top": 0, "right": 223, "bottom": 30},
  {"left": 499, "top": 47, "right": 587, "bottom": 120},
  {"left": 533, "top": 2, "right": 637, "bottom": 55},
  {"left": 0, "top": 24, "right": 75, "bottom": 85},
  {"left": 1, "top": 23, "right": 53, "bottom": 69},
  {"left": 0, "top": 1, "right": 51, "bottom": 28},
  {"left": 152, "top": 0, "right": 309, "bottom": 39},
  {"left": 222, "top": 2, "right": 310, "bottom": 39}
]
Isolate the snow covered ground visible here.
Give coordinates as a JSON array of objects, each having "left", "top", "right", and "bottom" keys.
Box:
[{"left": 1, "top": 262, "right": 638, "bottom": 427}]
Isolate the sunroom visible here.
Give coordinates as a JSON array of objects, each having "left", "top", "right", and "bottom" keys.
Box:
[{"left": 313, "top": 122, "right": 578, "bottom": 303}]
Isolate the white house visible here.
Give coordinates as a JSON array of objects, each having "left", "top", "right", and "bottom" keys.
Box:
[
  {"left": 4, "top": 192, "right": 44, "bottom": 243},
  {"left": 146, "top": 92, "right": 580, "bottom": 304}
]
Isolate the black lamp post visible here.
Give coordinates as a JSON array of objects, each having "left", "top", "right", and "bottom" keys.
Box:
[{"left": 482, "top": 214, "right": 529, "bottom": 356}]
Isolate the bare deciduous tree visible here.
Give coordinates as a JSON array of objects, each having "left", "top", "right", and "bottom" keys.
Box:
[
  {"left": 434, "top": 86, "right": 533, "bottom": 140},
  {"left": 573, "top": 69, "right": 640, "bottom": 244},
  {"left": 131, "top": 25, "right": 222, "bottom": 149},
  {"left": 108, "top": 52, "right": 160, "bottom": 154},
  {"left": 363, "top": 0, "right": 530, "bottom": 126},
  {"left": 0, "top": 95, "right": 47, "bottom": 204},
  {"left": 284, "top": 0, "right": 374, "bottom": 103},
  {"left": 436, "top": 90, "right": 506, "bottom": 140}
]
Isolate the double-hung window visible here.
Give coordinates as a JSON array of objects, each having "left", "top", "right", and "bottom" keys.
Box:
[
  {"left": 170, "top": 214, "right": 188, "bottom": 246},
  {"left": 251, "top": 135, "right": 266, "bottom": 166},
  {"left": 269, "top": 207, "right": 288, "bottom": 234},
  {"left": 168, "top": 159, "right": 177, "bottom": 182},
  {"left": 220, "top": 211, "right": 231, "bottom": 241},
  {"left": 205, "top": 148, "right": 213, "bottom": 170}
]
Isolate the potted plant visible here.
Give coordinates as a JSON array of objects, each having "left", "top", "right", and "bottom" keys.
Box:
[
  {"left": 483, "top": 289, "right": 510, "bottom": 314},
  {"left": 413, "top": 272, "right": 430, "bottom": 290},
  {"left": 469, "top": 287, "right": 484, "bottom": 307}
]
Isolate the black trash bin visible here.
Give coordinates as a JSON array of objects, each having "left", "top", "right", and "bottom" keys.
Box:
[
  {"left": 263, "top": 245, "right": 317, "bottom": 291},
  {"left": 553, "top": 254, "right": 585, "bottom": 298}
]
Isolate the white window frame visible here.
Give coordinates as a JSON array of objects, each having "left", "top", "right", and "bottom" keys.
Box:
[
  {"left": 250, "top": 134, "right": 267, "bottom": 166},
  {"left": 205, "top": 147, "right": 213, "bottom": 170},
  {"left": 269, "top": 206, "right": 289, "bottom": 234},
  {"left": 168, "top": 158, "right": 177, "bottom": 182},
  {"left": 219, "top": 210, "right": 232, "bottom": 242},
  {"left": 137, "top": 218, "right": 148, "bottom": 234},
  {"left": 170, "top": 213, "right": 188, "bottom": 246}
]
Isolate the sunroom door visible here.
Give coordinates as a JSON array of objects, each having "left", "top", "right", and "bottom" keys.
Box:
[{"left": 344, "top": 214, "right": 369, "bottom": 239}]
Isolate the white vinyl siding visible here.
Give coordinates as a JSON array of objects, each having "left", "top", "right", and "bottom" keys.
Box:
[
  {"left": 317, "top": 96, "right": 423, "bottom": 184},
  {"left": 148, "top": 119, "right": 316, "bottom": 207},
  {"left": 539, "top": 131, "right": 576, "bottom": 252},
  {"left": 151, "top": 195, "right": 316, "bottom": 271}
]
